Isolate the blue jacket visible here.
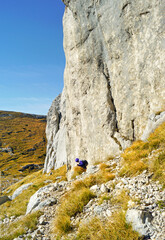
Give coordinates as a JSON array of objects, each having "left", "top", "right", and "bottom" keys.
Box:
[{"left": 77, "top": 160, "right": 88, "bottom": 169}]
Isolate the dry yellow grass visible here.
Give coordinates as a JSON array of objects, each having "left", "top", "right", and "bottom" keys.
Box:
[
  {"left": 111, "top": 190, "right": 130, "bottom": 210},
  {"left": 120, "top": 122, "right": 165, "bottom": 184},
  {"left": 0, "top": 111, "right": 46, "bottom": 189},
  {"left": 53, "top": 187, "right": 95, "bottom": 234},
  {"left": 150, "top": 151, "right": 165, "bottom": 186},
  {"left": 98, "top": 194, "right": 111, "bottom": 205},
  {"left": 71, "top": 166, "right": 86, "bottom": 179},
  {"left": 0, "top": 165, "right": 67, "bottom": 219},
  {"left": 72, "top": 171, "right": 115, "bottom": 192},
  {"left": 0, "top": 211, "right": 41, "bottom": 240},
  {"left": 76, "top": 212, "right": 140, "bottom": 240},
  {"left": 99, "top": 163, "right": 110, "bottom": 170}
]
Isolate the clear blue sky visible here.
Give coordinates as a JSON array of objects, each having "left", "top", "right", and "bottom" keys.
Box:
[{"left": 0, "top": 0, "right": 65, "bottom": 115}]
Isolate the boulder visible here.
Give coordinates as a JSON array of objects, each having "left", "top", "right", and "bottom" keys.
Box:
[
  {"left": 100, "top": 184, "right": 109, "bottom": 193},
  {"left": 0, "top": 195, "right": 11, "bottom": 205},
  {"left": 26, "top": 184, "right": 57, "bottom": 214},
  {"left": 12, "top": 183, "right": 32, "bottom": 200},
  {"left": 33, "top": 198, "right": 57, "bottom": 212},
  {"left": 126, "top": 209, "right": 153, "bottom": 237}
]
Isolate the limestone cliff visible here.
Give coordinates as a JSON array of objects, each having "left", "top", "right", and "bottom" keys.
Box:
[
  {"left": 43, "top": 92, "right": 66, "bottom": 173},
  {"left": 44, "top": 0, "right": 165, "bottom": 173}
]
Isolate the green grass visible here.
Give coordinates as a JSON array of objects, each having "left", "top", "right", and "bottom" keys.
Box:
[{"left": 0, "top": 211, "right": 42, "bottom": 240}]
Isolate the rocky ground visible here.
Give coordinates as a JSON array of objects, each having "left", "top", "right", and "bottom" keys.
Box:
[{"left": 0, "top": 156, "right": 163, "bottom": 240}]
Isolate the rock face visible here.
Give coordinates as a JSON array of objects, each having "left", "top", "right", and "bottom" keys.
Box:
[
  {"left": 43, "top": 92, "right": 67, "bottom": 173},
  {"left": 44, "top": 0, "right": 165, "bottom": 172}
]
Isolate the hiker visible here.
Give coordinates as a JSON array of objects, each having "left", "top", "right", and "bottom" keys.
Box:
[{"left": 75, "top": 158, "right": 88, "bottom": 170}]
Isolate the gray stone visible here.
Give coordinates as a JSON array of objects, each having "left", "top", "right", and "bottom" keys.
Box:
[
  {"left": 86, "top": 165, "right": 99, "bottom": 174},
  {"left": 62, "top": 0, "right": 165, "bottom": 172},
  {"left": 26, "top": 184, "right": 55, "bottom": 214},
  {"left": 12, "top": 183, "right": 32, "bottom": 200},
  {"left": 127, "top": 200, "right": 135, "bottom": 208},
  {"left": 44, "top": 0, "right": 165, "bottom": 174},
  {"left": 106, "top": 209, "right": 112, "bottom": 217},
  {"left": 121, "top": 178, "right": 128, "bottom": 185},
  {"left": 90, "top": 185, "right": 99, "bottom": 192},
  {"left": 100, "top": 184, "right": 108, "bottom": 193},
  {"left": 126, "top": 209, "right": 153, "bottom": 236},
  {"left": 94, "top": 206, "right": 104, "bottom": 215},
  {"left": 56, "top": 176, "right": 62, "bottom": 180},
  {"left": 43, "top": 92, "right": 67, "bottom": 173},
  {"left": 34, "top": 198, "right": 57, "bottom": 212},
  {"left": 39, "top": 216, "right": 48, "bottom": 225},
  {"left": 44, "top": 180, "right": 53, "bottom": 184},
  {"left": 141, "top": 112, "right": 165, "bottom": 141},
  {"left": 0, "top": 195, "right": 11, "bottom": 205}
]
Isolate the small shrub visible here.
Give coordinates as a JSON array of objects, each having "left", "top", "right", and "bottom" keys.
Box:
[
  {"left": 83, "top": 175, "right": 98, "bottom": 187},
  {"left": 99, "top": 163, "right": 110, "bottom": 170},
  {"left": 96, "top": 172, "right": 115, "bottom": 183},
  {"left": 63, "top": 188, "right": 95, "bottom": 217},
  {"left": 73, "top": 172, "right": 115, "bottom": 192},
  {"left": 73, "top": 175, "right": 98, "bottom": 190},
  {"left": 73, "top": 179, "right": 87, "bottom": 190}
]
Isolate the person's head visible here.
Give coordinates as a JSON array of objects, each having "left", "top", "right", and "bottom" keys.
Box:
[{"left": 75, "top": 158, "right": 79, "bottom": 162}]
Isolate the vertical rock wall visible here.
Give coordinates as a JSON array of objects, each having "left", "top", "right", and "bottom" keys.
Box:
[
  {"left": 43, "top": 92, "right": 67, "bottom": 173},
  {"left": 63, "top": 0, "right": 165, "bottom": 169},
  {"left": 44, "top": 0, "right": 165, "bottom": 173}
]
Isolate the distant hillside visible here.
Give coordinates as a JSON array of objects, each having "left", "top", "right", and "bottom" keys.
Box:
[{"left": 0, "top": 110, "right": 47, "bottom": 191}]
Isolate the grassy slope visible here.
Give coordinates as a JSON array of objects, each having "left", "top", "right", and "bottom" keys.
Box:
[
  {"left": 0, "top": 116, "right": 164, "bottom": 240},
  {"left": 120, "top": 122, "right": 165, "bottom": 186},
  {"left": 0, "top": 165, "right": 67, "bottom": 219},
  {"left": 53, "top": 123, "right": 165, "bottom": 239},
  {"left": 0, "top": 165, "right": 67, "bottom": 240},
  {"left": 0, "top": 110, "right": 47, "bottom": 190}
]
